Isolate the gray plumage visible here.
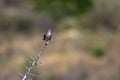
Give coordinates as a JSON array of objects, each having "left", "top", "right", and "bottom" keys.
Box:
[{"left": 43, "top": 29, "right": 52, "bottom": 41}]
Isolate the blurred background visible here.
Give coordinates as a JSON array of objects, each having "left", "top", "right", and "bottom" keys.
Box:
[{"left": 0, "top": 0, "right": 120, "bottom": 80}]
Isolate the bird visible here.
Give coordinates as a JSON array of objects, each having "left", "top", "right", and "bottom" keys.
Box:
[{"left": 43, "top": 29, "right": 52, "bottom": 45}]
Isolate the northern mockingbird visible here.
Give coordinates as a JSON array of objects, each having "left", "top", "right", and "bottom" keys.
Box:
[{"left": 43, "top": 29, "right": 52, "bottom": 45}]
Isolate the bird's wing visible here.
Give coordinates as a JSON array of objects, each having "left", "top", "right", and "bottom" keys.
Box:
[
  {"left": 49, "top": 35, "right": 52, "bottom": 41},
  {"left": 43, "top": 34, "right": 46, "bottom": 40}
]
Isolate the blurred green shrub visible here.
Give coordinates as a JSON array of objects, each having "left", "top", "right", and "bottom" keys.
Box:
[
  {"left": 16, "top": 17, "right": 33, "bottom": 33},
  {"left": 81, "top": 11, "right": 120, "bottom": 31},
  {"left": 80, "top": 0, "right": 120, "bottom": 31},
  {"left": 22, "top": 57, "right": 33, "bottom": 73},
  {"left": 91, "top": 45, "right": 107, "bottom": 57},
  {"left": 58, "top": 18, "right": 76, "bottom": 30},
  {"left": 0, "top": 17, "right": 33, "bottom": 33},
  {"left": 47, "top": 74, "right": 58, "bottom": 80},
  {"left": 35, "top": 0, "right": 93, "bottom": 18},
  {"left": 0, "top": 17, "right": 15, "bottom": 32}
]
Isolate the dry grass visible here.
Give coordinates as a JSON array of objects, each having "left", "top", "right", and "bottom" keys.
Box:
[{"left": 0, "top": 29, "right": 120, "bottom": 80}]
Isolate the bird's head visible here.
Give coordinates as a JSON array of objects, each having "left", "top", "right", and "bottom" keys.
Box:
[{"left": 48, "top": 29, "right": 52, "bottom": 32}]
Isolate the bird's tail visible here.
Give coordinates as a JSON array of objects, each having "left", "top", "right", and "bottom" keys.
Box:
[{"left": 45, "top": 41, "right": 49, "bottom": 45}]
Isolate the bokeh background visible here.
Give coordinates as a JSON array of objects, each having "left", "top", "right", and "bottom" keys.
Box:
[{"left": 0, "top": 0, "right": 120, "bottom": 80}]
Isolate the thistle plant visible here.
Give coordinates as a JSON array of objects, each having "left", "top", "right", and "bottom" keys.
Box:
[{"left": 18, "top": 29, "right": 52, "bottom": 80}]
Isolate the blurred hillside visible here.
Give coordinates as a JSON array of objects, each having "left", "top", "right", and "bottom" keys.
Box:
[{"left": 0, "top": 0, "right": 120, "bottom": 80}]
